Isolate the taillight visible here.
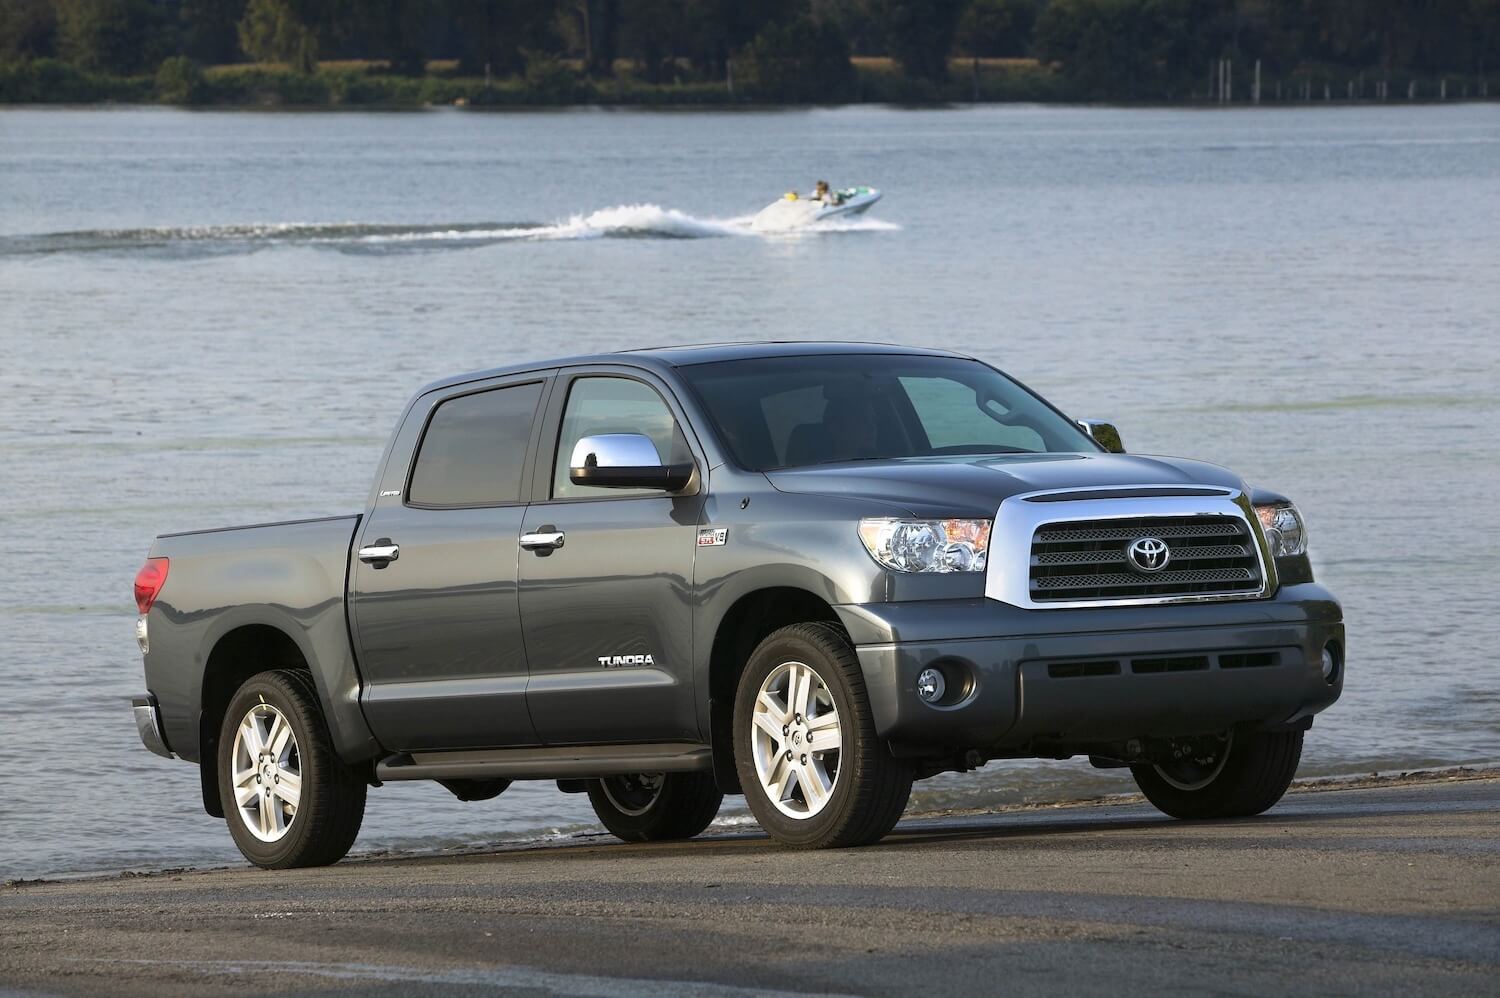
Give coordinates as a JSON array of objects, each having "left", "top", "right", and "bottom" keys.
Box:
[{"left": 134, "top": 557, "right": 169, "bottom": 615}]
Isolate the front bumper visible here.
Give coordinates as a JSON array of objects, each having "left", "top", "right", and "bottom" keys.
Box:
[
  {"left": 132, "top": 693, "right": 175, "bottom": 759},
  {"left": 838, "top": 582, "right": 1344, "bottom": 751}
]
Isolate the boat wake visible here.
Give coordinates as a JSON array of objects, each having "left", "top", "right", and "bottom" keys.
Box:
[{"left": 0, "top": 204, "right": 898, "bottom": 258}]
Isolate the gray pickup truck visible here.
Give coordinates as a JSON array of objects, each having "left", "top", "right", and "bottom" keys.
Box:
[{"left": 133, "top": 342, "right": 1343, "bottom": 868}]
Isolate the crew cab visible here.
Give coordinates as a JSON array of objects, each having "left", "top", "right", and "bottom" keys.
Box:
[{"left": 132, "top": 343, "right": 1344, "bottom": 868}]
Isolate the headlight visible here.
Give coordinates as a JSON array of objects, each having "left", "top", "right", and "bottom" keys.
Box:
[
  {"left": 1255, "top": 502, "right": 1307, "bottom": 557},
  {"left": 858, "top": 518, "right": 991, "bottom": 573}
]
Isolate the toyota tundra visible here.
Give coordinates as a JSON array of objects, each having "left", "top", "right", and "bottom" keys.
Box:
[{"left": 132, "top": 342, "right": 1344, "bottom": 868}]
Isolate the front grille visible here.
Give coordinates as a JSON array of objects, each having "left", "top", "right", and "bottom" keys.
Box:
[{"left": 1029, "top": 514, "right": 1262, "bottom": 603}]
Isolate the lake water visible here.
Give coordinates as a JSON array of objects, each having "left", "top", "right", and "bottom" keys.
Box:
[{"left": 2, "top": 104, "right": 1497, "bottom": 879}]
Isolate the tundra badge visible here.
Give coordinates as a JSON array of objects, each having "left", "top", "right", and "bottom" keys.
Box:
[{"left": 599, "top": 654, "right": 655, "bottom": 668}]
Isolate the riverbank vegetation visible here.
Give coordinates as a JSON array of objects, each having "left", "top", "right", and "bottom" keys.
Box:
[{"left": 1, "top": 0, "right": 1496, "bottom": 107}]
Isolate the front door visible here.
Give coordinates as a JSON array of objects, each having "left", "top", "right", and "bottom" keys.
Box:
[
  {"left": 518, "top": 370, "right": 705, "bottom": 745},
  {"left": 350, "top": 376, "right": 548, "bottom": 751}
]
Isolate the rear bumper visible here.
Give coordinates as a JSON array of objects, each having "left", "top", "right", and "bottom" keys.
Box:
[
  {"left": 840, "top": 583, "right": 1344, "bottom": 751},
  {"left": 132, "top": 693, "right": 175, "bottom": 759}
]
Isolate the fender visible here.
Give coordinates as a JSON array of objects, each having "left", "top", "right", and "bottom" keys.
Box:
[{"left": 192, "top": 602, "right": 380, "bottom": 764}]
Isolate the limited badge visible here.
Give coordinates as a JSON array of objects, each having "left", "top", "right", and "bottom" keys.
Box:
[{"left": 697, "top": 527, "right": 728, "bottom": 547}]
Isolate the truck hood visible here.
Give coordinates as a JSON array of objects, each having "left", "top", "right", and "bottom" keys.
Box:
[{"left": 764, "top": 453, "right": 1245, "bottom": 518}]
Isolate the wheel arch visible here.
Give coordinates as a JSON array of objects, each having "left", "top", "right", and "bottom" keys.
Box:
[
  {"left": 705, "top": 585, "right": 848, "bottom": 794},
  {"left": 196, "top": 620, "right": 315, "bottom": 818}
]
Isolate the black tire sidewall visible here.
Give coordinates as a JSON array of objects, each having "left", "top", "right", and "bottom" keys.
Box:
[
  {"left": 217, "top": 671, "right": 341, "bottom": 867},
  {"left": 1132, "top": 729, "right": 1303, "bottom": 820},
  {"left": 586, "top": 773, "right": 722, "bottom": 842},
  {"left": 732, "top": 626, "right": 870, "bottom": 846}
]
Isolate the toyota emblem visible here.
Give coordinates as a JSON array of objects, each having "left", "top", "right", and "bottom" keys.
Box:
[{"left": 1126, "top": 536, "right": 1171, "bottom": 573}]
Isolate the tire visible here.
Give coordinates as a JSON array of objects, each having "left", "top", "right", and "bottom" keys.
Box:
[
  {"left": 733, "top": 622, "right": 913, "bottom": 848},
  {"left": 586, "top": 772, "right": 723, "bottom": 842},
  {"left": 1131, "top": 729, "right": 1303, "bottom": 820},
  {"left": 217, "top": 669, "right": 367, "bottom": 869}
]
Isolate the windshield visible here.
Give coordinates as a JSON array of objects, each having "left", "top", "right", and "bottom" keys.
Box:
[{"left": 679, "top": 354, "right": 1098, "bottom": 471}]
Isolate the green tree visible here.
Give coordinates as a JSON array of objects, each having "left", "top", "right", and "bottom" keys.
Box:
[
  {"left": 156, "top": 54, "right": 207, "bottom": 101},
  {"left": 1473, "top": 0, "right": 1500, "bottom": 74},
  {"left": 569, "top": 0, "right": 621, "bottom": 77},
  {"left": 55, "top": 0, "right": 171, "bottom": 73},
  {"left": 1035, "top": 0, "right": 1200, "bottom": 99},
  {"left": 347, "top": 0, "right": 432, "bottom": 75},
  {"left": 447, "top": 0, "right": 561, "bottom": 78},
  {"left": 618, "top": 0, "right": 696, "bottom": 82},
  {"left": 237, "top": 0, "right": 320, "bottom": 72},
  {"left": 738, "top": 13, "right": 855, "bottom": 99},
  {"left": 955, "top": 0, "right": 1039, "bottom": 57},
  {"left": 870, "top": 0, "right": 966, "bottom": 81},
  {"left": 180, "top": 0, "right": 247, "bottom": 64},
  {"left": 0, "top": 0, "right": 57, "bottom": 60}
]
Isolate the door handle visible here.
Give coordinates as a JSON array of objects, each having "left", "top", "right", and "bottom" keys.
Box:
[
  {"left": 358, "top": 539, "right": 400, "bottom": 566},
  {"left": 519, "top": 530, "right": 565, "bottom": 550}
]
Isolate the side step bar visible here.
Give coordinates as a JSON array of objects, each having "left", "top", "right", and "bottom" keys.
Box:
[{"left": 375, "top": 742, "right": 713, "bottom": 783}]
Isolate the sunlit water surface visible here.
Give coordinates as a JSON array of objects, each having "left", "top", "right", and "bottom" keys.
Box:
[{"left": 2, "top": 104, "right": 1497, "bottom": 878}]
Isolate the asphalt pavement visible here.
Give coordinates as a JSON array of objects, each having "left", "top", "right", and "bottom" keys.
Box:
[{"left": 2, "top": 776, "right": 1497, "bottom": 996}]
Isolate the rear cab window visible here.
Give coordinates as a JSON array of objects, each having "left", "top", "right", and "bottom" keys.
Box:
[{"left": 407, "top": 381, "right": 544, "bottom": 506}]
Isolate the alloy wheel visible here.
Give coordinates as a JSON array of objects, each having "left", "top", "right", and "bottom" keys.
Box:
[
  {"left": 751, "top": 660, "right": 843, "bottom": 818},
  {"left": 230, "top": 702, "right": 302, "bottom": 842}
]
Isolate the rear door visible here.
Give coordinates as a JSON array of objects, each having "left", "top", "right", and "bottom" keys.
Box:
[
  {"left": 518, "top": 368, "right": 706, "bottom": 745},
  {"left": 349, "top": 373, "right": 551, "bottom": 751}
]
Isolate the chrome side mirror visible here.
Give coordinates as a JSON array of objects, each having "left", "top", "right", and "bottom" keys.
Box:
[
  {"left": 1077, "top": 419, "right": 1125, "bottom": 454},
  {"left": 568, "top": 433, "right": 693, "bottom": 491}
]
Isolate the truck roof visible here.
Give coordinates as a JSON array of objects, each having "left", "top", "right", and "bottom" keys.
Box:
[{"left": 418, "top": 341, "right": 969, "bottom": 396}]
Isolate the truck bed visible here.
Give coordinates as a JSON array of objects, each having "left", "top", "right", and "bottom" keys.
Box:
[{"left": 142, "top": 514, "right": 374, "bottom": 766}]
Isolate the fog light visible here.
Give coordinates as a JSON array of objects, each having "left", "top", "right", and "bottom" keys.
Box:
[
  {"left": 916, "top": 668, "right": 946, "bottom": 704},
  {"left": 1321, "top": 643, "right": 1340, "bottom": 684}
]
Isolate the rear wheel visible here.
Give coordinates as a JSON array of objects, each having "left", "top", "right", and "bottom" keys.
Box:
[
  {"left": 586, "top": 772, "right": 723, "bottom": 842},
  {"left": 734, "top": 623, "right": 913, "bottom": 848},
  {"left": 1131, "top": 729, "right": 1303, "bottom": 819},
  {"left": 217, "top": 670, "right": 366, "bottom": 869}
]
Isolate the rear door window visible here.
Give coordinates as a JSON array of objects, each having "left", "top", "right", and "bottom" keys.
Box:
[{"left": 408, "top": 382, "right": 544, "bottom": 506}]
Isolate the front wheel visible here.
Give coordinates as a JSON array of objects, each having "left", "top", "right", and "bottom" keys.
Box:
[
  {"left": 1131, "top": 729, "right": 1303, "bottom": 820},
  {"left": 217, "top": 669, "right": 367, "bottom": 869},
  {"left": 734, "top": 623, "right": 913, "bottom": 848},
  {"left": 586, "top": 772, "right": 723, "bottom": 842}
]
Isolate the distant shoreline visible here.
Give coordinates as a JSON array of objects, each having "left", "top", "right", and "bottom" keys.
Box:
[
  {"left": 4, "top": 98, "right": 1497, "bottom": 113},
  {"left": 4, "top": 57, "right": 1494, "bottom": 111}
]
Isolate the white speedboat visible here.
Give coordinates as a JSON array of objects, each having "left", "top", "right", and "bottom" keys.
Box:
[{"left": 750, "top": 186, "right": 881, "bottom": 232}]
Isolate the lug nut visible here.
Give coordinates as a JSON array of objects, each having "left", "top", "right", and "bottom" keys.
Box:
[
  {"left": 785, "top": 750, "right": 793, "bottom": 761},
  {"left": 783, "top": 724, "right": 790, "bottom": 736},
  {"left": 800, "top": 754, "right": 808, "bottom": 764},
  {"left": 795, "top": 714, "right": 804, "bottom": 724}
]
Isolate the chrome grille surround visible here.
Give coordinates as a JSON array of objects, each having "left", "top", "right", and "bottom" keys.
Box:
[{"left": 985, "top": 485, "right": 1276, "bottom": 609}]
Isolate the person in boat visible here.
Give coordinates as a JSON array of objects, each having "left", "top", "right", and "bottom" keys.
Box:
[{"left": 812, "top": 180, "right": 844, "bottom": 206}]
